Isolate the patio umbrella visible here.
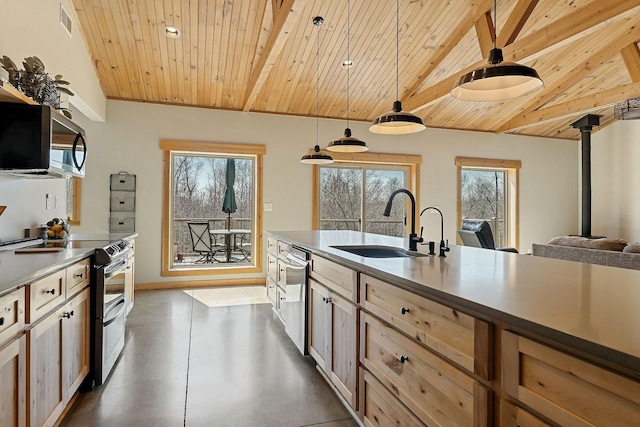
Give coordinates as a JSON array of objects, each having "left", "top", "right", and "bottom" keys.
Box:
[{"left": 222, "top": 158, "right": 237, "bottom": 230}]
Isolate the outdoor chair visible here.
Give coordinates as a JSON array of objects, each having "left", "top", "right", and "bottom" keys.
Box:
[
  {"left": 187, "top": 222, "right": 227, "bottom": 263},
  {"left": 233, "top": 231, "right": 252, "bottom": 261},
  {"left": 457, "top": 219, "right": 518, "bottom": 253}
]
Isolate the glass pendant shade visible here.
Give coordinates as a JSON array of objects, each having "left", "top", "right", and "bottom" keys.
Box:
[
  {"left": 300, "top": 145, "right": 333, "bottom": 165},
  {"left": 370, "top": 100, "right": 426, "bottom": 134},
  {"left": 327, "top": 128, "right": 368, "bottom": 152},
  {"left": 451, "top": 49, "right": 543, "bottom": 101}
]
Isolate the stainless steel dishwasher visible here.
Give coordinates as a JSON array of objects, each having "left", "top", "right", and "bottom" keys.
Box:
[{"left": 282, "top": 245, "right": 310, "bottom": 355}]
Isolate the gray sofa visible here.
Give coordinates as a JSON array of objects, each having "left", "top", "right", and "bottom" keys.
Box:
[{"left": 532, "top": 237, "right": 640, "bottom": 271}]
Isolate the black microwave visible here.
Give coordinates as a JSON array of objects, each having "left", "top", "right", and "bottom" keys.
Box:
[{"left": 0, "top": 103, "right": 87, "bottom": 178}]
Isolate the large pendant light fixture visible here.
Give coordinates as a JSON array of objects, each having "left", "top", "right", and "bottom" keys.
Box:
[
  {"left": 327, "top": 0, "right": 368, "bottom": 152},
  {"left": 370, "top": 0, "right": 426, "bottom": 135},
  {"left": 451, "top": 0, "right": 543, "bottom": 101},
  {"left": 301, "top": 16, "right": 334, "bottom": 165}
]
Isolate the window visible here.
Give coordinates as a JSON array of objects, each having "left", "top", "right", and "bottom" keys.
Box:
[
  {"left": 66, "top": 177, "right": 81, "bottom": 225},
  {"left": 313, "top": 152, "right": 421, "bottom": 238},
  {"left": 456, "top": 157, "right": 520, "bottom": 249},
  {"left": 160, "top": 140, "right": 265, "bottom": 277}
]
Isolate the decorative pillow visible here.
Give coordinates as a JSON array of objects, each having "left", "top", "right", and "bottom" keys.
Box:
[
  {"left": 547, "top": 236, "right": 627, "bottom": 251},
  {"left": 584, "top": 238, "right": 627, "bottom": 251},
  {"left": 623, "top": 242, "right": 640, "bottom": 254}
]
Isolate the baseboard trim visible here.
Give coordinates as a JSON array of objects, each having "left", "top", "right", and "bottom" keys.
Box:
[{"left": 136, "top": 277, "right": 266, "bottom": 290}]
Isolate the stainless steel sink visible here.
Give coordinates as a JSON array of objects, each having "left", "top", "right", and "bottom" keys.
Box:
[{"left": 330, "top": 245, "right": 428, "bottom": 258}]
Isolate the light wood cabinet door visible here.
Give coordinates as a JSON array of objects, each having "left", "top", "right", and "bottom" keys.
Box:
[
  {"left": 329, "top": 290, "right": 357, "bottom": 409},
  {"left": 28, "top": 306, "right": 65, "bottom": 427},
  {"left": 309, "top": 277, "right": 358, "bottom": 409},
  {"left": 266, "top": 253, "right": 277, "bottom": 281},
  {"left": 361, "top": 369, "right": 425, "bottom": 427},
  {"left": 266, "top": 277, "right": 277, "bottom": 307},
  {"left": 308, "top": 279, "right": 330, "bottom": 373},
  {"left": 310, "top": 255, "right": 357, "bottom": 302},
  {"left": 62, "top": 289, "right": 90, "bottom": 402},
  {"left": 28, "top": 289, "right": 91, "bottom": 427},
  {"left": 0, "top": 334, "right": 27, "bottom": 427},
  {"left": 361, "top": 312, "right": 490, "bottom": 427},
  {"left": 502, "top": 330, "right": 640, "bottom": 427},
  {"left": 124, "top": 256, "right": 135, "bottom": 315}
]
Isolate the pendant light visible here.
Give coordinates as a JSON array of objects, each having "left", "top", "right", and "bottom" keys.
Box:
[
  {"left": 301, "top": 16, "right": 334, "bottom": 165},
  {"left": 370, "top": 0, "right": 426, "bottom": 135},
  {"left": 327, "top": 0, "right": 368, "bottom": 152},
  {"left": 451, "top": 0, "right": 543, "bottom": 101}
]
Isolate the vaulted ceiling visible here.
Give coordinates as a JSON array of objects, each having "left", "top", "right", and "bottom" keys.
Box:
[{"left": 71, "top": 0, "right": 640, "bottom": 140}]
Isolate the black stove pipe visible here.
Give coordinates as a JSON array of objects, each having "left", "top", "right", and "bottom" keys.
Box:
[{"left": 571, "top": 114, "right": 601, "bottom": 238}]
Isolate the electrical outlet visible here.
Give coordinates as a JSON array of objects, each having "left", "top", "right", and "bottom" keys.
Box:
[{"left": 45, "top": 194, "right": 52, "bottom": 210}]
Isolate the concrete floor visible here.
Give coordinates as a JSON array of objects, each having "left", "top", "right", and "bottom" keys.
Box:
[{"left": 60, "top": 289, "right": 358, "bottom": 427}]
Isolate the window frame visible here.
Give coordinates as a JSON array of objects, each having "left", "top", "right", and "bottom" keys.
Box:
[
  {"left": 455, "top": 157, "right": 521, "bottom": 249},
  {"left": 312, "top": 152, "right": 422, "bottom": 235},
  {"left": 160, "top": 139, "right": 266, "bottom": 277}
]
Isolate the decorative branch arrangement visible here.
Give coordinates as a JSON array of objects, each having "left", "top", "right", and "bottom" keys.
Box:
[{"left": 0, "top": 55, "right": 74, "bottom": 118}]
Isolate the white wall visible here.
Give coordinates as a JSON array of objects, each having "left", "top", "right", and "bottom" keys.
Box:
[
  {"left": 1, "top": 0, "right": 106, "bottom": 120},
  {"left": 70, "top": 100, "right": 579, "bottom": 285},
  {"left": 592, "top": 120, "right": 640, "bottom": 242}
]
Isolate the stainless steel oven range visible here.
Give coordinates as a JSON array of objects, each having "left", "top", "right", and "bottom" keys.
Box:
[{"left": 91, "top": 240, "right": 130, "bottom": 386}]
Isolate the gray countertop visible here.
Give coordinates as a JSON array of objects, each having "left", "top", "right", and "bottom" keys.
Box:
[
  {"left": 0, "top": 233, "right": 137, "bottom": 296},
  {"left": 268, "top": 230, "right": 640, "bottom": 374}
]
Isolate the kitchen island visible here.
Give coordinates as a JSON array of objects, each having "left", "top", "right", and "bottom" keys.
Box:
[{"left": 267, "top": 230, "right": 640, "bottom": 427}]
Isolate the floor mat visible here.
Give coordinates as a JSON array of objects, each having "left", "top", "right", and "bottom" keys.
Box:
[{"left": 184, "top": 286, "right": 268, "bottom": 308}]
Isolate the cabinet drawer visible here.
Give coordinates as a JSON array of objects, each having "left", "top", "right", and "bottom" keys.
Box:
[
  {"left": 361, "top": 369, "right": 426, "bottom": 427},
  {"left": 28, "top": 270, "right": 65, "bottom": 323},
  {"left": 266, "top": 277, "right": 277, "bottom": 306},
  {"left": 266, "top": 253, "right": 277, "bottom": 280},
  {"left": 500, "top": 400, "right": 551, "bottom": 427},
  {"left": 109, "top": 216, "right": 135, "bottom": 232},
  {"left": 110, "top": 173, "right": 136, "bottom": 191},
  {"left": 361, "top": 312, "right": 490, "bottom": 427},
  {"left": 0, "top": 288, "right": 25, "bottom": 345},
  {"left": 310, "top": 255, "right": 356, "bottom": 302},
  {"left": 66, "top": 258, "right": 90, "bottom": 296},
  {"left": 502, "top": 330, "right": 640, "bottom": 427},
  {"left": 276, "top": 240, "right": 289, "bottom": 257},
  {"left": 266, "top": 236, "right": 277, "bottom": 254},
  {"left": 361, "top": 274, "right": 491, "bottom": 379}
]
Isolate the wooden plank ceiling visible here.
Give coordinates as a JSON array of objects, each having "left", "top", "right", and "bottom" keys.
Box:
[{"left": 71, "top": 0, "right": 640, "bottom": 140}]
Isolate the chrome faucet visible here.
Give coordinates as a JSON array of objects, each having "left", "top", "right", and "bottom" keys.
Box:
[
  {"left": 419, "top": 206, "right": 450, "bottom": 257},
  {"left": 383, "top": 189, "right": 423, "bottom": 251}
]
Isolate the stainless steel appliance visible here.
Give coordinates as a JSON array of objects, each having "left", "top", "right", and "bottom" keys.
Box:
[
  {"left": 0, "top": 103, "right": 87, "bottom": 178},
  {"left": 283, "top": 245, "right": 310, "bottom": 355},
  {"left": 92, "top": 240, "right": 130, "bottom": 385}
]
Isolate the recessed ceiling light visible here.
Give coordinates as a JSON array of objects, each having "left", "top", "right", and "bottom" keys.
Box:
[
  {"left": 163, "top": 25, "right": 181, "bottom": 39},
  {"left": 341, "top": 59, "right": 353, "bottom": 69}
]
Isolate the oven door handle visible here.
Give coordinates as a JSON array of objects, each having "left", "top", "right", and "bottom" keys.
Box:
[
  {"left": 104, "top": 259, "right": 127, "bottom": 279},
  {"left": 104, "top": 298, "right": 126, "bottom": 327}
]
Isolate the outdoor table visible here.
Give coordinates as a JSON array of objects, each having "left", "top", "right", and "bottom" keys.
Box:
[{"left": 209, "top": 229, "right": 251, "bottom": 262}]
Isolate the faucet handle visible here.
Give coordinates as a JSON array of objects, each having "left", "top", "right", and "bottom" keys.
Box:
[{"left": 419, "top": 226, "right": 424, "bottom": 240}]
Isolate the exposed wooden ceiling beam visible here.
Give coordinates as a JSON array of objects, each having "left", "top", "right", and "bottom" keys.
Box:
[
  {"left": 620, "top": 43, "right": 640, "bottom": 83},
  {"left": 243, "top": 0, "right": 307, "bottom": 112},
  {"left": 474, "top": 11, "right": 494, "bottom": 59},
  {"left": 402, "top": 0, "right": 493, "bottom": 99},
  {"left": 404, "top": 0, "right": 640, "bottom": 112},
  {"left": 496, "top": 0, "right": 540, "bottom": 47},
  {"left": 497, "top": 19, "right": 640, "bottom": 132},
  {"left": 500, "top": 82, "right": 640, "bottom": 132}
]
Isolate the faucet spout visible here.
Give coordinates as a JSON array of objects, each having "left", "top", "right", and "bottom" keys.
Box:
[
  {"left": 383, "top": 189, "right": 421, "bottom": 251},
  {"left": 419, "top": 206, "right": 450, "bottom": 257}
]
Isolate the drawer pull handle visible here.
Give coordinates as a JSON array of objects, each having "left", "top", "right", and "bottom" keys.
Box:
[
  {"left": 400, "top": 307, "right": 410, "bottom": 315},
  {"left": 62, "top": 310, "right": 75, "bottom": 319},
  {"left": 74, "top": 273, "right": 84, "bottom": 278},
  {"left": 398, "top": 355, "right": 409, "bottom": 364},
  {"left": 0, "top": 317, "right": 4, "bottom": 326},
  {"left": 45, "top": 289, "right": 56, "bottom": 295}
]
